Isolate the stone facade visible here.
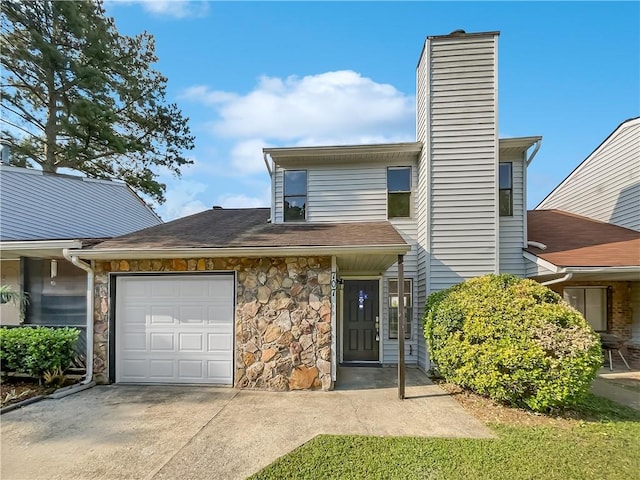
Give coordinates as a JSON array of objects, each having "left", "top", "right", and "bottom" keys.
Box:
[{"left": 92, "top": 256, "right": 334, "bottom": 389}]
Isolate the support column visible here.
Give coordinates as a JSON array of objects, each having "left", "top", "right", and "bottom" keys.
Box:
[{"left": 398, "top": 254, "right": 405, "bottom": 400}]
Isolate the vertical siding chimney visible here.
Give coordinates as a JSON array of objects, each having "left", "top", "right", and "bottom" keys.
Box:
[{"left": 417, "top": 30, "right": 500, "bottom": 293}]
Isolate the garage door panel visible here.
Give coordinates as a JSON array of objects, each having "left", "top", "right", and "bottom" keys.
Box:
[
  {"left": 208, "top": 333, "right": 233, "bottom": 352},
  {"left": 178, "top": 360, "right": 203, "bottom": 379},
  {"left": 116, "top": 275, "right": 234, "bottom": 385},
  {"left": 123, "top": 305, "right": 146, "bottom": 324},
  {"left": 150, "top": 305, "right": 175, "bottom": 324},
  {"left": 179, "top": 305, "right": 205, "bottom": 324},
  {"left": 121, "top": 359, "right": 147, "bottom": 378},
  {"left": 208, "top": 360, "right": 233, "bottom": 380},
  {"left": 123, "top": 332, "right": 146, "bottom": 351},
  {"left": 179, "top": 333, "right": 204, "bottom": 351},
  {"left": 150, "top": 332, "right": 174, "bottom": 351}
]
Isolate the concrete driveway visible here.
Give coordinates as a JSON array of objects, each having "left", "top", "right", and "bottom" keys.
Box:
[{"left": 1, "top": 368, "right": 492, "bottom": 480}]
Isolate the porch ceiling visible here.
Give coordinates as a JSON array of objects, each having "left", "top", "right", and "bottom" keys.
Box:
[{"left": 335, "top": 252, "right": 400, "bottom": 275}]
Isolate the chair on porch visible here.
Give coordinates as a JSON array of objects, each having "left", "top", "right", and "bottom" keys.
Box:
[{"left": 599, "top": 333, "right": 631, "bottom": 371}]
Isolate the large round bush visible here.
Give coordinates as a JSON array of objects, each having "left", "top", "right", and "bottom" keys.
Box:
[{"left": 424, "top": 274, "right": 602, "bottom": 412}]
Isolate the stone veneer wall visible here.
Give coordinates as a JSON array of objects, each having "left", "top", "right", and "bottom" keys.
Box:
[{"left": 92, "top": 257, "right": 333, "bottom": 389}]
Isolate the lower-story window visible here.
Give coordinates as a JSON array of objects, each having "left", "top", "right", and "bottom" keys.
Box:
[
  {"left": 563, "top": 287, "right": 607, "bottom": 332},
  {"left": 389, "top": 278, "right": 412, "bottom": 339}
]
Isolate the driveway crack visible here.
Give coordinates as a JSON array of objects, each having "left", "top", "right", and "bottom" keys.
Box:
[{"left": 145, "top": 389, "right": 241, "bottom": 480}]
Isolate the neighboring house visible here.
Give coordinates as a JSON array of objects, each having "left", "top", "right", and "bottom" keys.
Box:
[
  {"left": 537, "top": 117, "right": 639, "bottom": 231},
  {"left": 0, "top": 165, "right": 162, "bottom": 365},
  {"left": 527, "top": 119, "right": 640, "bottom": 367},
  {"left": 65, "top": 30, "right": 547, "bottom": 390}
]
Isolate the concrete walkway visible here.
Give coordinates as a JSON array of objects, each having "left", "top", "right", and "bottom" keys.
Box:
[
  {"left": 1, "top": 367, "right": 491, "bottom": 480},
  {"left": 591, "top": 368, "right": 640, "bottom": 410}
]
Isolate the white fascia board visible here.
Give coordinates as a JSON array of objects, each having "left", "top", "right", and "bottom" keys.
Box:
[
  {"left": 263, "top": 142, "right": 423, "bottom": 158},
  {"left": 0, "top": 239, "right": 83, "bottom": 250},
  {"left": 498, "top": 136, "right": 542, "bottom": 151},
  {"left": 522, "top": 251, "right": 561, "bottom": 273},
  {"left": 66, "top": 244, "right": 412, "bottom": 260}
]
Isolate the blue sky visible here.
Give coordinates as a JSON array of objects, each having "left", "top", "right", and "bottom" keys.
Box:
[{"left": 105, "top": 1, "right": 640, "bottom": 221}]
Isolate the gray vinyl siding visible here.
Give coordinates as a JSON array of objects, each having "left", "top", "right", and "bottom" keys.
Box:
[
  {"left": 426, "top": 34, "right": 499, "bottom": 292},
  {"left": 415, "top": 46, "right": 430, "bottom": 370},
  {"left": 273, "top": 161, "right": 418, "bottom": 223},
  {"left": 0, "top": 166, "right": 161, "bottom": 241},
  {"left": 525, "top": 259, "right": 556, "bottom": 277},
  {"left": 537, "top": 118, "right": 640, "bottom": 231},
  {"left": 274, "top": 168, "right": 284, "bottom": 223},
  {"left": 499, "top": 151, "right": 526, "bottom": 275},
  {"left": 381, "top": 221, "right": 418, "bottom": 365}
]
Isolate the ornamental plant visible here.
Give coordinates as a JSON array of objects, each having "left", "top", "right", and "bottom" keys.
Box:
[
  {"left": 424, "top": 274, "right": 602, "bottom": 412},
  {"left": 0, "top": 326, "right": 80, "bottom": 379}
]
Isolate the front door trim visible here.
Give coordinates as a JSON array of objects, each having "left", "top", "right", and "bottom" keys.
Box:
[{"left": 339, "top": 275, "right": 383, "bottom": 364}]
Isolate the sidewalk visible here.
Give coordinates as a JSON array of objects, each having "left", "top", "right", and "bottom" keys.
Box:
[{"left": 591, "top": 368, "right": 640, "bottom": 410}]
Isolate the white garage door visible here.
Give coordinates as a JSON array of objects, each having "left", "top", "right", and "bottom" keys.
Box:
[{"left": 115, "top": 275, "right": 234, "bottom": 384}]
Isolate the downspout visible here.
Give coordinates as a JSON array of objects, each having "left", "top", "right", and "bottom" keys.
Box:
[
  {"left": 263, "top": 152, "right": 275, "bottom": 223},
  {"left": 527, "top": 241, "right": 547, "bottom": 250},
  {"left": 63, "top": 248, "right": 94, "bottom": 386},
  {"left": 541, "top": 272, "right": 573, "bottom": 286}
]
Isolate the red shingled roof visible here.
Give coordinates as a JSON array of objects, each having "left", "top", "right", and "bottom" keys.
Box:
[{"left": 526, "top": 210, "right": 640, "bottom": 268}]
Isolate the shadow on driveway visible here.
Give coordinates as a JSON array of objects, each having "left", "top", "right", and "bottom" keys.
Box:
[{"left": 2, "top": 368, "right": 491, "bottom": 480}]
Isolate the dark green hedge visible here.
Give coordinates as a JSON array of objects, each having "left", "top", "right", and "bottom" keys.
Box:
[
  {"left": 0, "top": 326, "right": 80, "bottom": 378},
  {"left": 424, "top": 274, "right": 603, "bottom": 412}
]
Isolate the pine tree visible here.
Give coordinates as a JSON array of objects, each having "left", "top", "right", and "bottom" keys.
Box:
[{"left": 0, "top": 0, "right": 194, "bottom": 203}]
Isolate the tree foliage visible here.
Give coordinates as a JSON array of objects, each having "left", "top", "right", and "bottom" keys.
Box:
[
  {"left": 0, "top": 0, "right": 194, "bottom": 203},
  {"left": 424, "top": 274, "right": 603, "bottom": 412}
]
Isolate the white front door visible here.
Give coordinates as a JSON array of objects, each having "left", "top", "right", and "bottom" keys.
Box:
[{"left": 115, "top": 275, "right": 234, "bottom": 384}]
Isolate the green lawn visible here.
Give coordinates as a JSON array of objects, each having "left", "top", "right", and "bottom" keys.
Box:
[{"left": 250, "top": 395, "right": 640, "bottom": 480}]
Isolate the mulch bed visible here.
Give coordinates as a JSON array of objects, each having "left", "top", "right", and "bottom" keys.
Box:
[
  {"left": 1, "top": 376, "right": 76, "bottom": 408},
  {"left": 436, "top": 380, "right": 602, "bottom": 428}
]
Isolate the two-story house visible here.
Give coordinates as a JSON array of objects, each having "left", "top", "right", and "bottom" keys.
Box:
[{"left": 66, "top": 30, "right": 544, "bottom": 389}]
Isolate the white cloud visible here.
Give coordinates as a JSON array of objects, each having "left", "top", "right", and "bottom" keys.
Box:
[
  {"left": 216, "top": 192, "right": 270, "bottom": 209},
  {"left": 156, "top": 179, "right": 208, "bottom": 221},
  {"left": 183, "top": 70, "right": 415, "bottom": 142},
  {"left": 229, "top": 139, "right": 273, "bottom": 174},
  {"left": 109, "top": 1, "right": 209, "bottom": 19}
]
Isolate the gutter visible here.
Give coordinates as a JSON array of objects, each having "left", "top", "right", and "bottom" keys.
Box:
[
  {"left": 541, "top": 273, "right": 573, "bottom": 286},
  {"left": 65, "top": 244, "right": 412, "bottom": 261},
  {"left": 63, "top": 248, "right": 94, "bottom": 387},
  {"left": 263, "top": 152, "right": 275, "bottom": 223}
]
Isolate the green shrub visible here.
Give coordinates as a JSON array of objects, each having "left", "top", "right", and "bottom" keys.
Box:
[
  {"left": 424, "top": 274, "right": 603, "bottom": 412},
  {"left": 0, "top": 326, "right": 80, "bottom": 378}
]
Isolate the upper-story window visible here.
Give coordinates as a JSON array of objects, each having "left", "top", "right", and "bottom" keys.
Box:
[
  {"left": 499, "top": 162, "right": 513, "bottom": 216},
  {"left": 283, "top": 170, "right": 307, "bottom": 222},
  {"left": 387, "top": 167, "right": 411, "bottom": 218}
]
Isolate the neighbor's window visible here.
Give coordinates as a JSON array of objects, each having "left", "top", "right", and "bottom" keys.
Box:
[
  {"left": 387, "top": 167, "right": 411, "bottom": 218},
  {"left": 499, "top": 162, "right": 513, "bottom": 216},
  {"left": 564, "top": 287, "right": 607, "bottom": 332},
  {"left": 23, "top": 258, "right": 86, "bottom": 326},
  {"left": 283, "top": 170, "right": 307, "bottom": 222},
  {"left": 389, "top": 278, "right": 412, "bottom": 339}
]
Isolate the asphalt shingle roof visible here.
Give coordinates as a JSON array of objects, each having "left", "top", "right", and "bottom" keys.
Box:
[
  {"left": 526, "top": 210, "right": 640, "bottom": 268},
  {"left": 91, "top": 208, "right": 408, "bottom": 250}
]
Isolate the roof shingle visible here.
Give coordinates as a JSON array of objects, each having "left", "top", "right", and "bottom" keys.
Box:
[
  {"left": 91, "top": 208, "right": 408, "bottom": 250},
  {"left": 526, "top": 210, "right": 640, "bottom": 268}
]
